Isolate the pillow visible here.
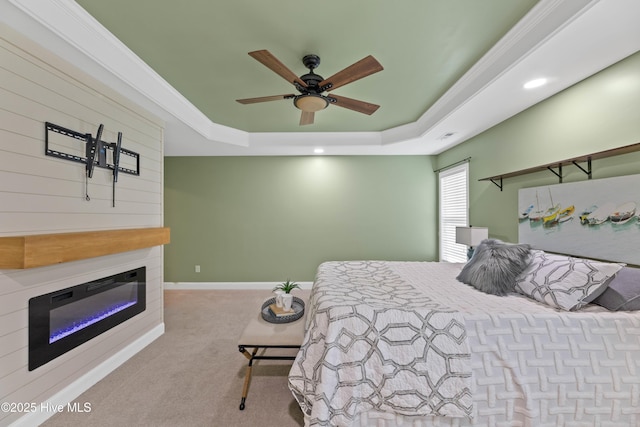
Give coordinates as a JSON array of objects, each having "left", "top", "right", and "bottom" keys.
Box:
[
  {"left": 456, "top": 239, "right": 532, "bottom": 296},
  {"left": 514, "top": 251, "right": 623, "bottom": 311},
  {"left": 592, "top": 267, "right": 640, "bottom": 311}
]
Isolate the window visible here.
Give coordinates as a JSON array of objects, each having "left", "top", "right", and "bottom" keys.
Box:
[{"left": 439, "top": 162, "right": 468, "bottom": 262}]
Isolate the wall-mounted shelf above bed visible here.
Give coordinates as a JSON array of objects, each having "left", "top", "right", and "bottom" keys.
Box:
[
  {"left": 479, "top": 142, "right": 640, "bottom": 190},
  {"left": 0, "top": 227, "right": 170, "bottom": 269}
]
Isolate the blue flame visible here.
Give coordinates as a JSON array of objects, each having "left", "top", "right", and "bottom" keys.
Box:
[{"left": 49, "top": 300, "right": 136, "bottom": 344}]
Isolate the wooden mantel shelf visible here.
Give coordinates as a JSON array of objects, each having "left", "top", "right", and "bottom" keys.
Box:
[{"left": 0, "top": 227, "right": 170, "bottom": 269}]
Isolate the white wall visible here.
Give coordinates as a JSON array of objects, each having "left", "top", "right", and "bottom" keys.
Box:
[{"left": 0, "top": 25, "right": 164, "bottom": 426}]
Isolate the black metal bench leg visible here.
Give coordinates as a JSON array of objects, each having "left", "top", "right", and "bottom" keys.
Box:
[
  {"left": 237, "top": 344, "right": 300, "bottom": 411},
  {"left": 239, "top": 347, "right": 258, "bottom": 410}
]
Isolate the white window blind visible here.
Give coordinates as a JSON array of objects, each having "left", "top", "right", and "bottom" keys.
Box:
[{"left": 439, "top": 163, "right": 469, "bottom": 262}]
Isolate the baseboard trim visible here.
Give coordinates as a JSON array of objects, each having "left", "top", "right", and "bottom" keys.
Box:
[
  {"left": 10, "top": 323, "right": 165, "bottom": 427},
  {"left": 164, "top": 281, "right": 313, "bottom": 290}
]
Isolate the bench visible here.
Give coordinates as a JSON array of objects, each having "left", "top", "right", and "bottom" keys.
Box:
[{"left": 237, "top": 306, "right": 306, "bottom": 410}]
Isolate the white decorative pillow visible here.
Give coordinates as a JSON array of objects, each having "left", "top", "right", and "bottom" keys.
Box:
[{"left": 514, "top": 250, "right": 623, "bottom": 311}]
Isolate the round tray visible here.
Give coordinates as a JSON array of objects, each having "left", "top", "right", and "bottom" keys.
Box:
[{"left": 261, "top": 296, "right": 305, "bottom": 324}]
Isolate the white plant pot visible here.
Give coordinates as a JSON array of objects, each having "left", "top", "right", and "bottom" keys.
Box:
[
  {"left": 274, "top": 290, "right": 284, "bottom": 308},
  {"left": 282, "top": 293, "right": 293, "bottom": 311}
]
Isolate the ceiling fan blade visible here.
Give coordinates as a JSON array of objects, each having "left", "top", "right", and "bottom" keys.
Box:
[
  {"left": 248, "top": 50, "right": 307, "bottom": 88},
  {"left": 318, "top": 55, "right": 383, "bottom": 92},
  {"left": 329, "top": 94, "right": 380, "bottom": 115},
  {"left": 236, "top": 94, "right": 295, "bottom": 104},
  {"left": 299, "top": 111, "right": 315, "bottom": 126}
]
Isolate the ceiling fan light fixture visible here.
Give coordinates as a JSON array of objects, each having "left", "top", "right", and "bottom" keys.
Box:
[
  {"left": 239, "top": 50, "right": 383, "bottom": 125},
  {"left": 294, "top": 94, "right": 329, "bottom": 112}
]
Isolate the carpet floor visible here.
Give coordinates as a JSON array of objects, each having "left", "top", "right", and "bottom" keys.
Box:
[{"left": 42, "top": 289, "right": 307, "bottom": 427}]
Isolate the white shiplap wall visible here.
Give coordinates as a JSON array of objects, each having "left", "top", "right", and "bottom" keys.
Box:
[{"left": 0, "top": 25, "right": 165, "bottom": 426}]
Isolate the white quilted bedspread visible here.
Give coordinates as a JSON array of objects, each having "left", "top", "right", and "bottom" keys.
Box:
[{"left": 290, "top": 261, "right": 640, "bottom": 427}]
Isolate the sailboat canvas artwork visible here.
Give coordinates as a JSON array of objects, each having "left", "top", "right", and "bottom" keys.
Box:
[{"left": 518, "top": 173, "right": 640, "bottom": 265}]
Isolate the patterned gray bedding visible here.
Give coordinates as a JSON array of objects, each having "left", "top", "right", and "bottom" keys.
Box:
[
  {"left": 289, "top": 261, "right": 473, "bottom": 426},
  {"left": 289, "top": 260, "right": 640, "bottom": 427}
]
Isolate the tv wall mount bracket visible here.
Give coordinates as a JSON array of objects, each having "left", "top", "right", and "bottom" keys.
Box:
[{"left": 45, "top": 122, "right": 140, "bottom": 207}]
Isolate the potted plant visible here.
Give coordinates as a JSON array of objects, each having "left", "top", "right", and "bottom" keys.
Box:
[
  {"left": 273, "top": 279, "right": 300, "bottom": 294},
  {"left": 273, "top": 279, "right": 299, "bottom": 311}
]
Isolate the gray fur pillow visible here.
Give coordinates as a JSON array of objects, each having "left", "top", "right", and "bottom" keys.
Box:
[{"left": 456, "top": 239, "right": 532, "bottom": 296}]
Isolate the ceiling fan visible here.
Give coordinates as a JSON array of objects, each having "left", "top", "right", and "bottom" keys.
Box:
[{"left": 236, "top": 50, "right": 383, "bottom": 125}]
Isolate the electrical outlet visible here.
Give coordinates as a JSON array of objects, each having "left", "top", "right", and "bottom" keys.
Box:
[{"left": 195, "top": 265, "right": 200, "bottom": 273}]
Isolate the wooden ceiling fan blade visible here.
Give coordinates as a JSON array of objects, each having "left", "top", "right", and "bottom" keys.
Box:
[
  {"left": 330, "top": 94, "right": 380, "bottom": 115},
  {"left": 300, "top": 111, "right": 315, "bottom": 125},
  {"left": 248, "top": 50, "right": 307, "bottom": 88},
  {"left": 318, "top": 55, "right": 383, "bottom": 92},
  {"left": 236, "top": 94, "right": 295, "bottom": 104}
]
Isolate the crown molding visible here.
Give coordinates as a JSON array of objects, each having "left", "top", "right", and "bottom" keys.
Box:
[
  {"left": 5, "top": 0, "right": 636, "bottom": 156},
  {"left": 6, "top": 0, "right": 248, "bottom": 147},
  {"left": 410, "top": 0, "right": 596, "bottom": 137}
]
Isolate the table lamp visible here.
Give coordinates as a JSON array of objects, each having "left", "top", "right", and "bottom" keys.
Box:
[{"left": 455, "top": 226, "right": 488, "bottom": 260}]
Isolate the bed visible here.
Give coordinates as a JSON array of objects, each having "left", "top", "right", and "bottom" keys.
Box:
[{"left": 288, "top": 248, "right": 640, "bottom": 426}]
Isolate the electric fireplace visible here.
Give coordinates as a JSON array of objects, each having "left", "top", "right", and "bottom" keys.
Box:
[{"left": 29, "top": 267, "right": 146, "bottom": 371}]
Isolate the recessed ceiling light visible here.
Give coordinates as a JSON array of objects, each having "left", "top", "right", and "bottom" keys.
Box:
[
  {"left": 523, "top": 78, "right": 547, "bottom": 89},
  {"left": 439, "top": 132, "right": 456, "bottom": 140},
  {"left": 314, "top": 148, "right": 324, "bottom": 154}
]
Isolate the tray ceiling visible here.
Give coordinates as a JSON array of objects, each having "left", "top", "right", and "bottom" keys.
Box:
[{"left": 2, "top": 0, "right": 640, "bottom": 155}]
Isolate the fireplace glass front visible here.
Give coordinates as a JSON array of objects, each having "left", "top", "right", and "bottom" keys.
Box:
[{"left": 29, "top": 267, "right": 146, "bottom": 371}]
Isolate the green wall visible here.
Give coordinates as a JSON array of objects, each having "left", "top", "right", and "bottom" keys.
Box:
[
  {"left": 165, "top": 51, "right": 640, "bottom": 282},
  {"left": 435, "top": 51, "right": 640, "bottom": 243},
  {"left": 164, "top": 156, "right": 437, "bottom": 282}
]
